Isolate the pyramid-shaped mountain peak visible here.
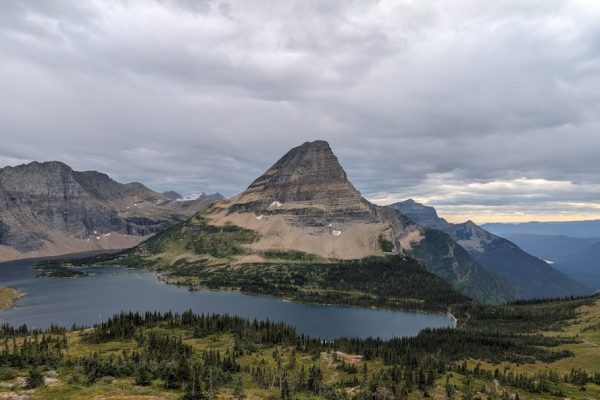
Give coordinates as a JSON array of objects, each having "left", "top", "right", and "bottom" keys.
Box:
[{"left": 240, "top": 140, "right": 363, "bottom": 206}]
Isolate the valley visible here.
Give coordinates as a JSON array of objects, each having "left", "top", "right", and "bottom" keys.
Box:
[
  {"left": 489, "top": 231, "right": 600, "bottom": 290},
  {"left": 4, "top": 3, "right": 599, "bottom": 398},
  {"left": 2, "top": 141, "right": 599, "bottom": 400}
]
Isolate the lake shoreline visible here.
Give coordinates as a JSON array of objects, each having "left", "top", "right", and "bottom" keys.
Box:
[
  {"left": 0, "top": 261, "right": 453, "bottom": 339},
  {"left": 448, "top": 310, "right": 458, "bottom": 327},
  {"left": 157, "top": 272, "right": 456, "bottom": 317},
  {"left": 3, "top": 252, "right": 460, "bottom": 317}
]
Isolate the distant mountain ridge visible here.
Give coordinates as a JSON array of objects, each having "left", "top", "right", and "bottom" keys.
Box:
[
  {"left": 554, "top": 242, "right": 600, "bottom": 290},
  {"left": 390, "top": 199, "right": 592, "bottom": 299},
  {"left": 0, "top": 161, "right": 222, "bottom": 261},
  {"left": 505, "top": 234, "right": 600, "bottom": 263},
  {"left": 483, "top": 220, "right": 600, "bottom": 238},
  {"left": 498, "top": 233, "right": 600, "bottom": 290},
  {"left": 122, "top": 140, "right": 515, "bottom": 303}
]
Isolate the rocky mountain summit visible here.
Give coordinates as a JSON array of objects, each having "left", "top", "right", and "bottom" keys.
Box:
[
  {"left": 0, "top": 161, "right": 220, "bottom": 261},
  {"left": 217, "top": 140, "right": 383, "bottom": 257},
  {"left": 130, "top": 140, "right": 514, "bottom": 303},
  {"left": 390, "top": 199, "right": 592, "bottom": 298},
  {"left": 233, "top": 140, "right": 372, "bottom": 221}
]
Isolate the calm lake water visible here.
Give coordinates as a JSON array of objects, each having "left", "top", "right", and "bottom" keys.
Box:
[{"left": 0, "top": 258, "right": 453, "bottom": 339}]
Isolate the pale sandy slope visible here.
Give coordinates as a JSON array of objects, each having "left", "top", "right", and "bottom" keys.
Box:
[
  {"left": 205, "top": 195, "right": 423, "bottom": 261},
  {"left": 0, "top": 230, "right": 148, "bottom": 262}
]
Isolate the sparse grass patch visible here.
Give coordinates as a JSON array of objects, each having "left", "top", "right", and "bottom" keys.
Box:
[
  {"left": 0, "top": 286, "right": 22, "bottom": 311},
  {"left": 262, "top": 249, "right": 325, "bottom": 263}
]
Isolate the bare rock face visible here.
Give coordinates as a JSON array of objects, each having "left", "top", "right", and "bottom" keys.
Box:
[
  {"left": 228, "top": 140, "right": 376, "bottom": 226},
  {"left": 0, "top": 161, "right": 219, "bottom": 261},
  {"left": 243, "top": 140, "right": 361, "bottom": 205}
]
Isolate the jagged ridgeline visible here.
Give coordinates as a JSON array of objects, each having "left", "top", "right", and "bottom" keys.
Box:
[{"left": 104, "top": 140, "right": 514, "bottom": 305}]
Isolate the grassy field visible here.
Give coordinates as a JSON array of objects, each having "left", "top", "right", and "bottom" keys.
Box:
[
  {"left": 471, "top": 297, "right": 600, "bottom": 372},
  {"left": 0, "top": 286, "right": 22, "bottom": 311},
  {"left": 452, "top": 297, "right": 600, "bottom": 400},
  {"left": 0, "top": 328, "right": 353, "bottom": 399}
]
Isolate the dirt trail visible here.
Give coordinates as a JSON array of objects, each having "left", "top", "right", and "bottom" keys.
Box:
[{"left": 321, "top": 352, "right": 339, "bottom": 384}]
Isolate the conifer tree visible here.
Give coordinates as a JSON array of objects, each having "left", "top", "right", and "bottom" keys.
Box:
[
  {"left": 182, "top": 364, "right": 206, "bottom": 400},
  {"left": 27, "top": 367, "right": 44, "bottom": 389},
  {"left": 233, "top": 375, "right": 245, "bottom": 399}
]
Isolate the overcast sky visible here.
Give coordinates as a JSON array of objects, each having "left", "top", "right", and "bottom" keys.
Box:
[{"left": 1, "top": 0, "right": 600, "bottom": 223}]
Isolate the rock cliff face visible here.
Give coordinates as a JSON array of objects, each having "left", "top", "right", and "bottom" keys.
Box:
[
  {"left": 391, "top": 200, "right": 592, "bottom": 299},
  {"left": 229, "top": 140, "right": 376, "bottom": 225},
  {"left": 0, "top": 161, "right": 221, "bottom": 261},
  {"left": 143, "top": 141, "right": 514, "bottom": 303}
]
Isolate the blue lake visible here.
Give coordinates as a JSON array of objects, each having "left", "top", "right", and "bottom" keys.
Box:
[{"left": 0, "top": 258, "right": 454, "bottom": 339}]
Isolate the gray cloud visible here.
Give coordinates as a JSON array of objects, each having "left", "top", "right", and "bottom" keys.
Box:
[{"left": 1, "top": 0, "right": 600, "bottom": 222}]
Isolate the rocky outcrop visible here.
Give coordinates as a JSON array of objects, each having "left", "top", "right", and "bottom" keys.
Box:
[
  {"left": 0, "top": 161, "right": 220, "bottom": 261},
  {"left": 391, "top": 199, "right": 592, "bottom": 299},
  {"left": 162, "top": 191, "right": 183, "bottom": 200}
]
